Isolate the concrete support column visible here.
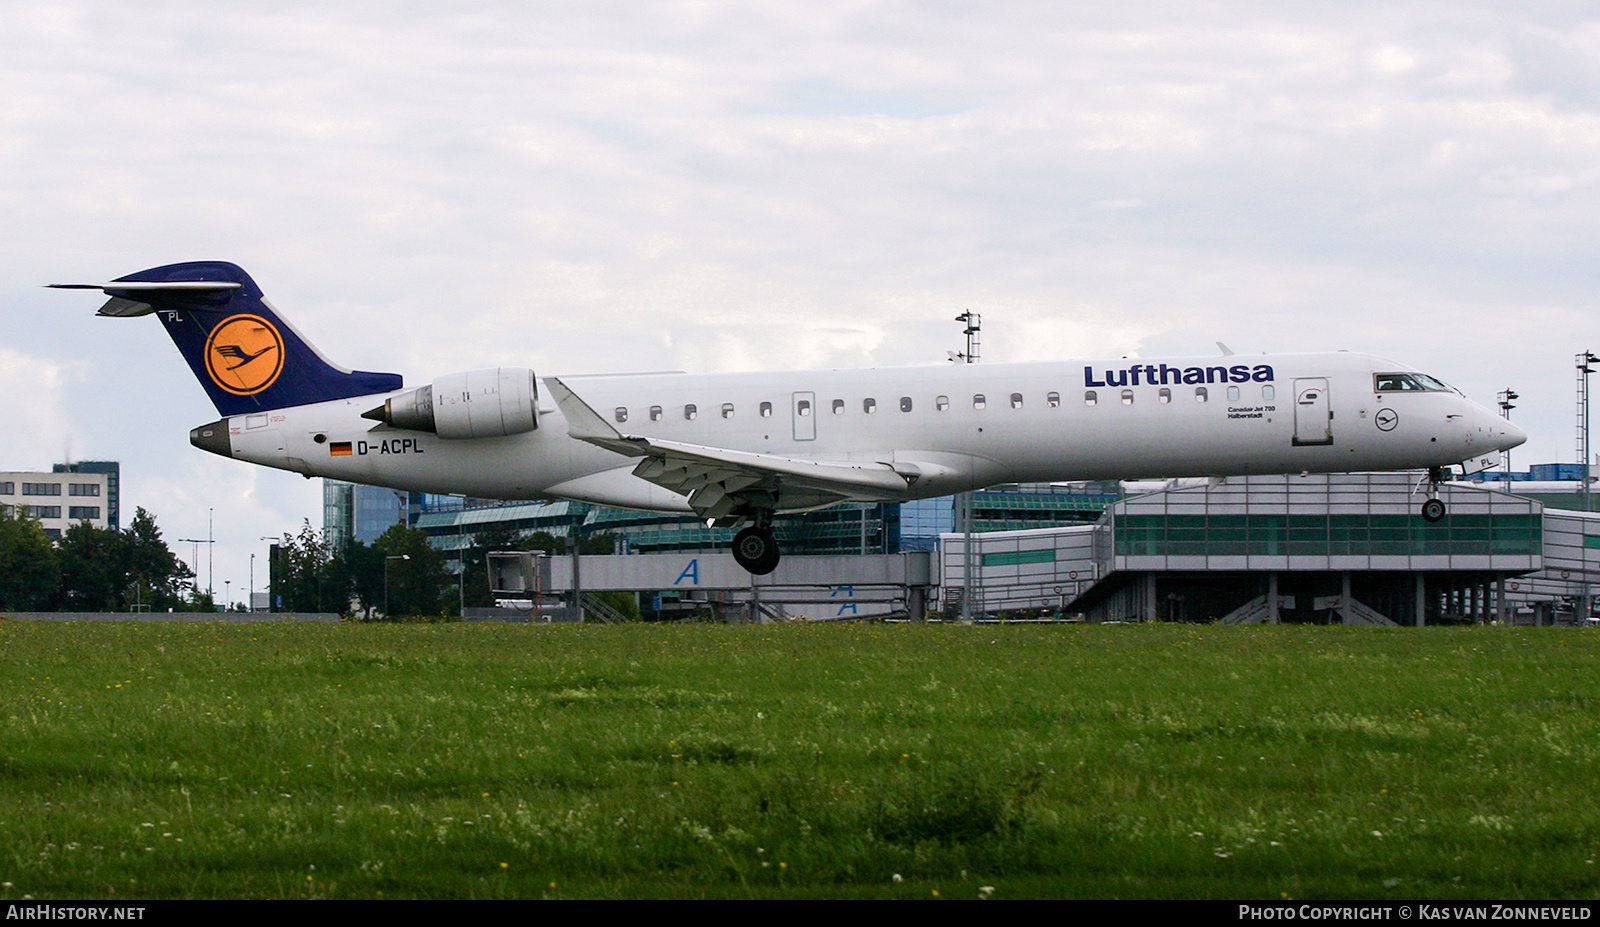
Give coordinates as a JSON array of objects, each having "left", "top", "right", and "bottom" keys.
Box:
[
  {"left": 1143, "top": 574, "right": 1158, "bottom": 623},
  {"left": 1268, "top": 573, "right": 1280, "bottom": 624},
  {"left": 1339, "top": 571, "right": 1353, "bottom": 625},
  {"left": 1495, "top": 575, "right": 1507, "bottom": 625},
  {"left": 1414, "top": 573, "right": 1426, "bottom": 627}
]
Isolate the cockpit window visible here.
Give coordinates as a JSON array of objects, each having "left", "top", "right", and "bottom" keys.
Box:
[{"left": 1375, "top": 373, "right": 1452, "bottom": 392}]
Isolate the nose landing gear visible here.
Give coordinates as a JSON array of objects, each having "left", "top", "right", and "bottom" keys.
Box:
[{"left": 1419, "top": 466, "right": 1450, "bottom": 522}]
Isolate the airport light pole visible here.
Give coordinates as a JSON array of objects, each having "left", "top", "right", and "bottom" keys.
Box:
[
  {"left": 1580, "top": 354, "right": 1598, "bottom": 512},
  {"left": 1497, "top": 389, "right": 1518, "bottom": 473},
  {"left": 260, "top": 537, "right": 279, "bottom": 612},
  {"left": 178, "top": 536, "right": 215, "bottom": 604},
  {"left": 953, "top": 311, "right": 981, "bottom": 624},
  {"left": 1580, "top": 354, "right": 1599, "bottom": 624}
]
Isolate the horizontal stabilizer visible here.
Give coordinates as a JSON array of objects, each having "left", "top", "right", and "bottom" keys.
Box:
[{"left": 50, "top": 281, "right": 242, "bottom": 291}]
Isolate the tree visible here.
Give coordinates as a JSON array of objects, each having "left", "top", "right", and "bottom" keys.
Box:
[
  {"left": 55, "top": 521, "right": 128, "bottom": 610},
  {"left": 54, "top": 509, "right": 193, "bottom": 612},
  {"left": 331, "top": 540, "right": 384, "bottom": 619},
  {"left": 123, "top": 507, "right": 193, "bottom": 611},
  {"left": 0, "top": 509, "right": 59, "bottom": 610},
  {"left": 274, "top": 521, "right": 342, "bottom": 612},
  {"left": 372, "top": 524, "right": 447, "bottom": 618}
]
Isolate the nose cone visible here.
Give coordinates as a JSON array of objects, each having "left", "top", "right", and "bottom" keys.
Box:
[{"left": 1491, "top": 415, "right": 1527, "bottom": 452}]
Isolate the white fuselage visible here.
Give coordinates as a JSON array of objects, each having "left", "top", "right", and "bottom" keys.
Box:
[{"left": 217, "top": 351, "right": 1523, "bottom": 512}]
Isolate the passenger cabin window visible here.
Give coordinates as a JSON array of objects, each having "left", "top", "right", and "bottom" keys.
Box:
[
  {"left": 684, "top": 404, "right": 697, "bottom": 420},
  {"left": 797, "top": 399, "right": 812, "bottom": 416},
  {"left": 936, "top": 395, "right": 949, "bottom": 411},
  {"left": 973, "top": 394, "right": 986, "bottom": 409},
  {"left": 900, "top": 397, "right": 913, "bottom": 412},
  {"left": 1195, "top": 387, "right": 1208, "bottom": 402},
  {"left": 614, "top": 407, "right": 628, "bottom": 423},
  {"left": 832, "top": 399, "right": 845, "bottom": 415},
  {"left": 1084, "top": 390, "right": 1098, "bottom": 406},
  {"left": 760, "top": 401, "right": 773, "bottom": 418},
  {"left": 650, "top": 405, "right": 663, "bottom": 422},
  {"left": 1227, "top": 386, "right": 1240, "bottom": 401},
  {"left": 1262, "top": 385, "right": 1275, "bottom": 401},
  {"left": 1010, "top": 393, "right": 1023, "bottom": 409},
  {"left": 1047, "top": 391, "right": 1060, "bottom": 408},
  {"left": 864, "top": 398, "right": 877, "bottom": 414},
  {"left": 1158, "top": 388, "right": 1171, "bottom": 404},
  {"left": 1121, "top": 390, "right": 1134, "bottom": 405},
  {"left": 721, "top": 402, "right": 735, "bottom": 419}
]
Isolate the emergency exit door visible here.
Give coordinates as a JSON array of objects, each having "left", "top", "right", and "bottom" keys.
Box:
[{"left": 792, "top": 391, "right": 816, "bottom": 441}]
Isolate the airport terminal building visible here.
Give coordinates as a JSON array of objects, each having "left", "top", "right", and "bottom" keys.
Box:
[
  {"left": 326, "top": 467, "right": 1600, "bottom": 624},
  {"left": 943, "top": 472, "right": 1598, "bottom": 625}
]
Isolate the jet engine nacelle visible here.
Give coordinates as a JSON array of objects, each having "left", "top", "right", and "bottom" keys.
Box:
[{"left": 364, "top": 368, "right": 539, "bottom": 439}]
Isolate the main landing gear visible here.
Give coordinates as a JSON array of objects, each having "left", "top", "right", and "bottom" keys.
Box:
[
  {"left": 1419, "top": 466, "right": 1449, "bottom": 523},
  {"left": 732, "top": 525, "right": 781, "bottom": 575}
]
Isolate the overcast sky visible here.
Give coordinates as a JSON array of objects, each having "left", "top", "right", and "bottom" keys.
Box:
[{"left": 3, "top": 1, "right": 1598, "bottom": 604}]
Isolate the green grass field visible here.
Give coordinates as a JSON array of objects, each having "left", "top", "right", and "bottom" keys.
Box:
[{"left": 1, "top": 620, "right": 1597, "bottom": 899}]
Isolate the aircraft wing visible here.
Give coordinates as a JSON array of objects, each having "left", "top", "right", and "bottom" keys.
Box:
[{"left": 546, "top": 377, "right": 914, "bottom": 521}]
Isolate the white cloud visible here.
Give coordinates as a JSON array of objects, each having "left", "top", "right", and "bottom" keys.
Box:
[{"left": 0, "top": 348, "right": 80, "bottom": 469}]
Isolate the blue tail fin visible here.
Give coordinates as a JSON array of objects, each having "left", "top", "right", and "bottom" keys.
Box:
[{"left": 55, "top": 261, "right": 402, "bottom": 415}]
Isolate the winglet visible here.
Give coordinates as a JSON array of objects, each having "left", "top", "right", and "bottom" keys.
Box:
[{"left": 1217, "top": 342, "right": 1235, "bottom": 356}]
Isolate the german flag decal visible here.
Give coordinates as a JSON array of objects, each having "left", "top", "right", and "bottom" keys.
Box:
[{"left": 330, "top": 442, "right": 353, "bottom": 457}]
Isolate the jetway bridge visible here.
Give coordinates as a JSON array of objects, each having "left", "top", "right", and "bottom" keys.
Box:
[{"left": 489, "top": 550, "right": 935, "bottom": 621}]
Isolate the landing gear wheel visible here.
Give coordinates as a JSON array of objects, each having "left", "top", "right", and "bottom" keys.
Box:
[
  {"left": 732, "top": 526, "right": 781, "bottom": 575},
  {"left": 1420, "top": 498, "right": 1447, "bottom": 523}
]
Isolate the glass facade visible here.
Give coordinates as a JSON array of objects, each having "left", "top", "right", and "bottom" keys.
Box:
[{"left": 324, "top": 480, "right": 423, "bottom": 548}]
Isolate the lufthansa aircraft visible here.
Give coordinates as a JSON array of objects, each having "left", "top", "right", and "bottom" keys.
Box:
[{"left": 55, "top": 261, "right": 1526, "bottom": 574}]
